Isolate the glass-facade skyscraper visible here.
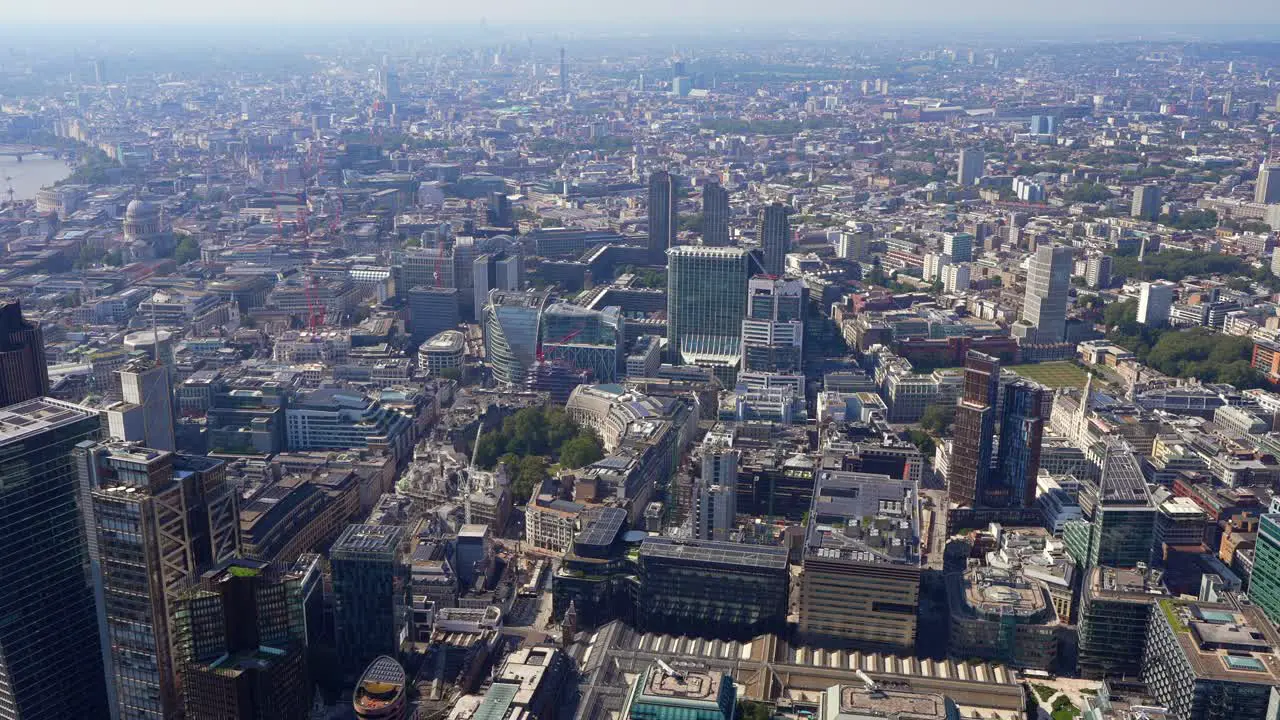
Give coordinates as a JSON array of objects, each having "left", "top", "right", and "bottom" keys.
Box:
[
  {"left": 331, "top": 524, "right": 409, "bottom": 678},
  {"left": 757, "top": 202, "right": 791, "bottom": 276},
  {"left": 666, "top": 246, "right": 750, "bottom": 374},
  {"left": 481, "top": 289, "right": 549, "bottom": 388},
  {"left": 701, "top": 181, "right": 730, "bottom": 247},
  {"left": 540, "top": 302, "right": 624, "bottom": 382},
  {"left": 0, "top": 301, "right": 49, "bottom": 407},
  {"left": 0, "top": 398, "right": 110, "bottom": 719},
  {"left": 647, "top": 171, "right": 678, "bottom": 265},
  {"left": 991, "top": 380, "right": 1046, "bottom": 508}
]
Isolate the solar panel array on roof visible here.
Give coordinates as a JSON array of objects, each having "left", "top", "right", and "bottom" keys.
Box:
[
  {"left": 639, "top": 537, "right": 789, "bottom": 570},
  {"left": 576, "top": 507, "right": 626, "bottom": 548}
]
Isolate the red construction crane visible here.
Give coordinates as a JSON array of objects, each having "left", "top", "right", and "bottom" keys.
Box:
[{"left": 537, "top": 328, "right": 582, "bottom": 363}]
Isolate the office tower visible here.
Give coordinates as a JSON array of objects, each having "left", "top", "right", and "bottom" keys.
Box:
[
  {"left": 991, "top": 380, "right": 1046, "bottom": 508},
  {"left": 1222, "top": 90, "right": 1234, "bottom": 117},
  {"left": 378, "top": 69, "right": 400, "bottom": 103},
  {"left": 117, "top": 358, "right": 175, "bottom": 451},
  {"left": 947, "top": 351, "right": 1001, "bottom": 507},
  {"left": 757, "top": 202, "right": 791, "bottom": 276},
  {"left": 0, "top": 399, "right": 110, "bottom": 719},
  {"left": 696, "top": 436, "right": 739, "bottom": 541},
  {"left": 175, "top": 559, "right": 312, "bottom": 720},
  {"left": 1251, "top": 511, "right": 1280, "bottom": 624},
  {"left": 1256, "top": 161, "right": 1280, "bottom": 205},
  {"left": 540, "top": 302, "right": 624, "bottom": 382},
  {"left": 957, "top": 148, "right": 984, "bottom": 186},
  {"left": 1137, "top": 280, "right": 1175, "bottom": 327},
  {"left": 0, "top": 300, "right": 49, "bottom": 406},
  {"left": 1020, "top": 245, "right": 1072, "bottom": 343},
  {"left": 647, "top": 171, "right": 678, "bottom": 265},
  {"left": 1029, "top": 115, "right": 1055, "bottom": 134},
  {"left": 472, "top": 250, "right": 523, "bottom": 316},
  {"left": 741, "top": 276, "right": 805, "bottom": 376},
  {"left": 1143, "top": 599, "right": 1280, "bottom": 720},
  {"left": 635, "top": 537, "right": 788, "bottom": 639},
  {"left": 482, "top": 289, "right": 549, "bottom": 388},
  {"left": 1063, "top": 444, "right": 1156, "bottom": 569},
  {"left": 332, "top": 524, "right": 409, "bottom": 678},
  {"left": 93, "top": 57, "right": 106, "bottom": 84},
  {"left": 943, "top": 231, "right": 974, "bottom": 263},
  {"left": 487, "top": 190, "right": 512, "bottom": 227},
  {"left": 559, "top": 47, "right": 567, "bottom": 94},
  {"left": 666, "top": 246, "right": 751, "bottom": 376},
  {"left": 408, "top": 286, "right": 460, "bottom": 343},
  {"left": 1076, "top": 566, "right": 1164, "bottom": 680},
  {"left": 1085, "top": 254, "right": 1112, "bottom": 289},
  {"left": 82, "top": 442, "right": 239, "bottom": 720},
  {"left": 836, "top": 229, "right": 868, "bottom": 260},
  {"left": 702, "top": 181, "right": 730, "bottom": 246},
  {"left": 799, "top": 469, "right": 921, "bottom": 652},
  {"left": 1131, "top": 184, "right": 1162, "bottom": 221}
]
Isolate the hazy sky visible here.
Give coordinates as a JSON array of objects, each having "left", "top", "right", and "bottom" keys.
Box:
[{"left": 8, "top": 0, "right": 1280, "bottom": 28}]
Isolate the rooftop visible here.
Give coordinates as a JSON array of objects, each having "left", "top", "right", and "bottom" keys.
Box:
[
  {"left": 639, "top": 536, "right": 789, "bottom": 571},
  {"left": 332, "top": 524, "right": 403, "bottom": 555},
  {"left": 0, "top": 398, "right": 95, "bottom": 444},
  {"left": 1157, "top": 600, "right": 1280, "bottom": 684},
  {"left": 832, "top": 684, "right": 951, "bottom": 720}
]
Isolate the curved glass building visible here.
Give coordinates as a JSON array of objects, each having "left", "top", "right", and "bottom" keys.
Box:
[{"left": 482, "top": 289, "right": 549, "bottom": 387}]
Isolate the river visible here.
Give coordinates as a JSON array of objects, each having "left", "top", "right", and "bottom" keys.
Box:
[{"left": 0, "top": 153, "right": 73, "bottom": 201}]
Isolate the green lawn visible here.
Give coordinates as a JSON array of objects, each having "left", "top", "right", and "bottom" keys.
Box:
[{"left": 1007, "top": 362, "right": 1092, "bottom": 389}]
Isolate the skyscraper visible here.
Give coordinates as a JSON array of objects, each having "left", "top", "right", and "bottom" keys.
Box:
[
  {"left": 1131, "top": 184, "right": 1162, "bottom": 221},
  {"left": 540, "top": 302, "right": 625, "bottom": 382},
  {"left": 118, "top": 358, "right": 175, "bottom": 451},
  {"left": 741, "top": 276, "right": 805, "bottom": 376},
  {"left": 1085, "top": 254, "right": 1113, "bottom": 290},
  {"left": 0, "top": 300, "right": 49, "bottom": 406},
  {"left": 1063, "top": 443, "right": 1156, "bottom": 570},
  {"left": 948, "top": 351, "right": 1001, "bottom": 507},
  {"left": 991, "top": 380, "right": 1046, "bottom": 508},
  {"left": 647, "top": 171, "right": 678, "bottom": 265},
  {"left": 666, "top": 246, "right": 751, "bottom": 374},
  {"left": 757, "top": 203, "right": 791, "bottom": 276},
  {"left": 1249, "top": 508, "right": 1280, "bottom": 624},
  {"left": 331, "top": 524, "right": 409, "bottom": 678},
  {"left": 487, "top": 190, "right": 512, "bottom": 227},
  {"left": 1020, "top": 245, "right": 1073, "bottom": 343},
  {"left": 0, "top": 398, "right": 110, "bottom": 719},
  {"left": 701, "top": 181, "right": 730, "bottom": 247},
  {"left": 1137, "top": 280, "right": 1175, "bottom": 327},
  {"left": 82, "top": 442, "right": 240, "bottom": 720},
  {"left": 1256, "top": 161, "right": 1280, "bottom": 205},
  {"left": 559, "top": 47, "right": 567, "bottom": 94},
  {"left": 472, "top": 250, "right": 523, "bottom": 316},
  {"left": 957, "top": 148, "right": 984, "bottom": 186},
  {"left": 174, "top": 559, "right": 313, "bottom": 720},
  {"left": 482, "top": 289, "right": 548, "bottom": 388}
]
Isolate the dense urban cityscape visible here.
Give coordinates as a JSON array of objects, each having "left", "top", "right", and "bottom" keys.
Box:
[{"left": 6, "top": 21, "right": 1280, "bottom": 720}]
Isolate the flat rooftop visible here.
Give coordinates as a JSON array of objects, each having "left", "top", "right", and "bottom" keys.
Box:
[
  {"left": 0, "top": 398, "right": 94, "bottom": 444},
  {"left": 639, "top": 537, "right": 789, "bottom": 571},
  {"left": 1159, "top": 600, "right": 1280, "bottom": 684},
  {"left": 836, "top": 684, "right": 950, "bottom": 719},
  {"left": 640, "top": 664, "right": 724, "bottom": 703}
]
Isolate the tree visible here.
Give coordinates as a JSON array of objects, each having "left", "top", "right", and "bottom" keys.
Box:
[
  {"left": 513, "top": 456, "right": 550, "bottom": 503},
  {"left": 908, "top": 429, "right": 935, "bottom": 459},
  {"left": 173, "top": 235, "right": 200, "bottom": 264},
  {"left": 920, "top": 404, "right": 956, "bottom": 435},
  {"left": 560, "top": 434, "right": 604, "bottom": 469},
  {"left": 473, "top": 432, "right": 504, "bottom": 469}
]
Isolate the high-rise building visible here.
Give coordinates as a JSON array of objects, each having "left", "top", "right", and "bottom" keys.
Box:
[
  {"left": 666, "top": 246, "right": 751, "bottom": 374},
  {"left": 947, "top": 351, "right": 1001, "bottom": 507},
  {"left": 117, "top": 358, "right": 175, "bottom": 451},
  {"left": 647, "top": 171, "right": 678, "bottom": 265},
  {"left": 1029, "top": 115, "right": 1056, "bottom": 134},
  {"left": 702, "top": 182, "right": 730, "bottom": 247},
  {"left": 1085, "top": 254, "right": 1113, "bottom": 289},
  {"left": 0, "top": 399, "right": 110, "bottom": 719},
  {"left": 174, "top": 559, "right": 313, "bottom": 720},
  {"left": 1249, "top": 509, "right": 1280, "bottom": 624},
  {"left": 1131, "top": 184, "right": 1162, "bottom": 221},
  {"left": 943, "top": 232, "right": 974, "bottom": 263},
  {"left": 1143, "top": 599, "right": 1280, "bottom": 720},
  {"left": 757, "top": 203, "right": 791, "bottom": 276},
  {"left": 798, "top": 469, "right": 921, "bottom": 651},
  {"left": 82, "top": 442, "right": 239, "bottom": 720},
  {"left": 331, "top": 524, "right": 409, "bottom": 678},
  {"left": 540, "top": 303, "right": 624, "bottom": 383},
  {"left": 836, "top": 229, "right": 869, "bottom": 260},
  {"left": 1063, "top": 443, "right": 1155, "bottom": 570},
  {"left": 1138, "top": 280, "right": 1175, "bottom": 327},
  {"left": 620, "top": 663, "right": 735, "bottom": 720},
  {"left": 482, "top": 289, "right": 549, "bottom": 388},
  {"left": 472, "top": 251, "right": 523, "bottom": 316},
  {"left": 1020, "top": 245, "right": 1072, "bottom": 343},
  {"left": 990, "top": 380, "right": 1046, "bottom": 508},
  {"left": 635, "top": 537, "right": 788, "bottom": 639},
  {"left": 0, "top": 300, "right": 49, "bottom": 406},
  {"left": 741, "top": 276, "right": 805, "bottom": 376},
  {"left": 1256, "top": 162, "right": 1280, "bottom": 205},
  {"left": 957, "top": 148, "right": 984, "bottom": 186},
  {"left": 696, "top": 435, "right": 739, "bottom": 542},
  {"left": 1077, "top": 566, "right": 1165, "bottom": 680},
  {"left": 408, "top": 286, "right": 460, "bottom": 342},
  {"left": 487, "top": 190, "right": 512, "bottom": 227},
  {"left": 942, "top": 263, "right": 971, "bottom": 293}
]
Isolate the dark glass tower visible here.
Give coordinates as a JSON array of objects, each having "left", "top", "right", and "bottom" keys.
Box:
[
  {"left": 0, "top": 301, "right": 49, "bottom": 407},
  {"left": 0, "top": 398, "right": 110, "bottom": 719},
  {"left": 947, "top": 351, "right": 1000, "bottom": 507},
  {"left": 331, "top": 524, "right": 408, "bottom": 678},
  {"left": 647, "top": 171, "right": 678, "bottom": 265},
  {"left": 757, "top": 202, "right": 791, "bottom": 276},
  {"left": 991, "top": 380, "right": 1046, "bottom": 508},
  {"left": 702, "top": 181, "right": 730, "bottom": 247}
]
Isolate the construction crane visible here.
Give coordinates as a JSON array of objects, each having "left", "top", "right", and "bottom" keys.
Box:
[{"left": 536, "top": 327, "right": 583, "bottom": 363}]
